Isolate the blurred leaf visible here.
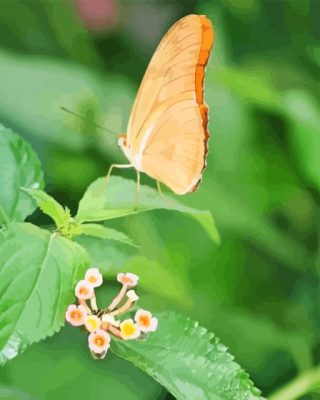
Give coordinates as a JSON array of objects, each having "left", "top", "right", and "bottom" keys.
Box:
[
  {"left": 112, "top": 312, "right": 262, "bottom": 400},
  {"left": 281, "top": 90, "right": 320, "bottom": 192},
  {"left": 202, "top": 69, "right": 313, "bottom": 270},
  {"left": 210, "top": 66, "right": 280, "bottom": 111},
  {"left": 78, "top": 219, "right": 191, "bottom": 309},
  {"left": 0, "top": 0, "right": 102, "bottom": 68},
  {"left": 0, "top": 48, "right": 134, "bottom": 156},
  {"left": 207, "top": 180, "right": 310, "bottom": 271},
  {"left": 40, "top": 0, "right": 103, "bottom": 67},
  {"left": 0, "top": 222, "right": 89, "bottom": 365},
  {"left": 22, "top": 188, "right": 69, "bottom": 229},
  {"left": 211, "top": 305, "right": 313, "bottom": 379},
  {"left": 0, "top": 125, "right": 44, "bottom": 224},
  {"left": 76, "top": 176, "right": 220, "bottom": 244},
  {"left": 0, "top": 384, "right": 32, "bottom": 400},
  {"left": 0, "top": 326, "right": 165, "bottom": 400},
  {"left": 79, "top": 223, "right": 137, "bottom": 247},
  {"left": 211, "top": 65, "right": 320, "bottom": 194},
  {"left": 76, "top": 235, "right": 136, "bottom": 271}
]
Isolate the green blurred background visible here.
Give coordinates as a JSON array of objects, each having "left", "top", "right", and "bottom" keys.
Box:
[{"left": 0, "top": 0, "right": 319, "bottom": 399}]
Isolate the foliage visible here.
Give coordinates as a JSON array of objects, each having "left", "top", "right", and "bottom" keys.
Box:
[
  {"left": 0, "top": 223, "right": 89, "bottom": 364},
  {"left": 0, "top": 124, "right": 259, "bottom": 398},
  {"left": 0, "top": 126, "right": 44, "bottom": 224},
  {"left": 0, "top": 0, "right": 319, "bottom": 399},
  {"left": 113, "top": 312, "right": 262, "bottom": 400}
]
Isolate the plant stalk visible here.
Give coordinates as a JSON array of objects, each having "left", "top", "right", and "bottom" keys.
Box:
[{"left": 269, "top": 365, "right": 320, "bottom": 400}]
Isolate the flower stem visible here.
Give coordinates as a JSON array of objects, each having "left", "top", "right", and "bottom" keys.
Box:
[
  {"left": 269, "top": 365, "right": 320, "bottom": 400},
  {"left": 110, "top": 298, "right": 133, "bottom": 316},
  {"left": 108, "top": 324, "right": 123, "bottom": 339},
  {"left": 108, "top": 284, "right": 127, "bottom": 311}
]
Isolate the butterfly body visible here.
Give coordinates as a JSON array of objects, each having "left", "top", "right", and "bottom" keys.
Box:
[{"left": 118, "top": 14, "right": 214, "bottom": 195}]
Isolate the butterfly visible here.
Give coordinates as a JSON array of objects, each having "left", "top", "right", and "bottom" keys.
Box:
[{"left": 109, "top": 14, "right": 214, "bottom": 196}]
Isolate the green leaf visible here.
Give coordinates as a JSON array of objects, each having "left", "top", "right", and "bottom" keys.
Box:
[
  {"left": 0, "top": 222, "right": 89, "bottom": 365},
  {"left": 112, "top": 312, "right": 262, "bottom": 400},
  {"left": 0, "top": 326, "right": 165, "bottom": 400},
  {"left": 79, "top": 223, "right": 137, "bottom": 247},
  {"left": 76, "top": 177, "right": 220, "bottom": 244},
  {"left": 0, "top": 125, "right": 44, "bottom": 224},
  {"left": 22, "top": 188, "right": 69, "bottom": 228},
  {"left": 77, "top": 233, "right": 191, "bottom": 309}
]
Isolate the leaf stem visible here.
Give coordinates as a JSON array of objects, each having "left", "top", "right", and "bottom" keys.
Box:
[
  {"left": 269, "top": 365, "right": 320, "bottom": 400},
  {"left": 0, "top": 203, "right": 9, "bottom": 224}
]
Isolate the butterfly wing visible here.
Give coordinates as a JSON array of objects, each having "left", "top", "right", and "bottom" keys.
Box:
[{"left": 125, "top": 14, "right": 214, "bottom": 194}]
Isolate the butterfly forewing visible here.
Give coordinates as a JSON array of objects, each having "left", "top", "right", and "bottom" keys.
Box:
[{"left": 125, "top": 14, "right": 214, "bottom": 195}]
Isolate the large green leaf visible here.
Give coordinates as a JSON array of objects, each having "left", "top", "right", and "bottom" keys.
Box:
[
  {"left": 76, "top": 176, "right": 220, "bottom": 244},
  {"left": 0, "top": 326, "right": 165, "bottom": 400},
  {"left": 112, "top": 312, "right": 263, "bottom": 400},
  {"left": 0, "top": 223, "right": 89, "bottom": 365},
  {"left": 0, "top": 125, "right": 44, "bottom": 224}
]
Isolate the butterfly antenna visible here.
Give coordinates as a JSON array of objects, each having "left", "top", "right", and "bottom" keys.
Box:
[{"left": 60, "top": 106, "right": 117, "bottom": 135}]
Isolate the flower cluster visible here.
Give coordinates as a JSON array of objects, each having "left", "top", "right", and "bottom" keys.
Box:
[{"left": 65, "top": 268, "right": 158, "bottom": 359}]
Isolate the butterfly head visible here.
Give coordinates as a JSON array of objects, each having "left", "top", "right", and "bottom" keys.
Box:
[{"left": 117, "top": 133, "right": 127, "bottom": 148}]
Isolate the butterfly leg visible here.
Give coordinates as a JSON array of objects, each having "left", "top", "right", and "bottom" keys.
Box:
[
  {"left": 157, "top": 180, "right": 165, "bottom": 199},
  {"left": 135, "top": 171, "right": 141, "bottom": 210},
  {"left": 156, "top": 180, "right": 175, "bottom": 206},
  {"left": 106, "top": 163, "right": 133, "bottom": 183}
]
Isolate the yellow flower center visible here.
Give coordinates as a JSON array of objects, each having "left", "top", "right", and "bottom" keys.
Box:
[
  {"left": 86, "top": 316, "right": 100, "bottom": 331},
  {"left": 122, "top": 323, "right": 136, "bottom": 336},
  {"left": 88, "top": 276, "right": 96, "bottom": 284}
]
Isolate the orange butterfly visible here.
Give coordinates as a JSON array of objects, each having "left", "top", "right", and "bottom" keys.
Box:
[{"left": 109, "top": 14, "right": 214, "bottom": 196}]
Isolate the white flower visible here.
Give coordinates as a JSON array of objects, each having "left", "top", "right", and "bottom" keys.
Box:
[
  {"left": 134, "top": 309, "right": 158, "bottom": 332},
  {"left": 65, "top": 305, "right": 87, "bottom": 326},
  {"left": 88, "top": 329, "right": 110, "bottom": 354},
  {"left": 126, "top": 289, "right": 139, "bottom": 302},
  {"left": 120, "top": 319, "right": 141, "bottom": 340},
  {"left": 117, "top": 272, "right": 139, "bottom": 287},
  {"left": 85, "top": 268, "right": 103, "bottom": 288},
  {"left": 84, "top": 315, "right": 101, "bottom": 333},
  {"left": 75, "top": 280, "right": 94, "bottom": 300}
]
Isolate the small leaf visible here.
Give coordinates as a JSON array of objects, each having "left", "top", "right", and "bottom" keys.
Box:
[
  {"left": 112, "top": 312, "right": 263, "bottom": 400},
  {"left": 79, "top": 223, "right": 137, "bottom": 247},
  {"left": 76, "top": 177, "right": 219, "bottom": 243},
  {"left": 0, "top": 125, "right": 44, "bottom": 224},
  {"left": 0, "top": 222, "right": 89, "bottom": 365},
  {"left": 22, "top": 188, "right": 69, "bottom": 228}
]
